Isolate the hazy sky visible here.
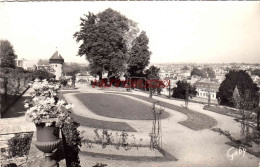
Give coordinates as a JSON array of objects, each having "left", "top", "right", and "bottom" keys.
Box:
[{"left": 0, "top": 2, "right": 260, "bottom": 64}]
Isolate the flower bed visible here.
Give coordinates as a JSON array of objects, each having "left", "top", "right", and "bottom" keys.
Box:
[
  {"left": 80, "top": 129, "right": 177, "bottom": 162},
  {"left": 203, "top": 105, "right": 241, "bottom": 118}
]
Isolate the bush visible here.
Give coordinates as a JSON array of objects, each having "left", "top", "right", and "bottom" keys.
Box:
[
  {"left": 60, "top": 79, "right": 68, "bottom": 87},
  {"left": 7, "top": 133, "right": 33, "bottom": 158},
  {"left": 61, "top": 121, "right": 82, "bottom": 167}
]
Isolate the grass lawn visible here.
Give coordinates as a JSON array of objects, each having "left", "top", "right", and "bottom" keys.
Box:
[
  {"left": 74, "top": 93, "right": 170, "bottom": 120},
  {"left": 59, "top": 91, "right": 137, "bottom": 132},
  {"left": 108, "top": 92, "right": 217, "bottom": 131}
]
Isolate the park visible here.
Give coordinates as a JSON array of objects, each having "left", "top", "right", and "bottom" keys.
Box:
[{"left": 1, "top": 3, "right": 260, "bottom": 167}]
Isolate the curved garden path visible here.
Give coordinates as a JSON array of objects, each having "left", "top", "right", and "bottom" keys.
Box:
[{"left": 61, "top": 84, "right": 259, "bottom": 167}]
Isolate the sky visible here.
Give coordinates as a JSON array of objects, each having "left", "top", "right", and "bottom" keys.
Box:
[{"left": 0, "top": 1, "right": 260, "bottom": 64}]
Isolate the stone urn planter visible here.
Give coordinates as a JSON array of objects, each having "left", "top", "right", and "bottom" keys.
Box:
[{"left": 35, "top": 119, "right": 61, "bottom": 167}]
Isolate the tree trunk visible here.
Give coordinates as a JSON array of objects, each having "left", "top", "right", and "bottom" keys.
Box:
[
  {"left": 98, "top": 72, "right": 102, "bottom": 81},
  {"left": 168, "top": 84, "right": 171, "bottom": 98},
  {"left": 17, "top": 78, "right": 20, "bottom": 94},
  {"left": 149, "top": 88, "right": 152, "bottom": 98},
  {"left": 257, "top": 110, "right": 260, "bottom": 130},
  {"left": 4, "top": 78, "right": 8, "bottom": 98}
]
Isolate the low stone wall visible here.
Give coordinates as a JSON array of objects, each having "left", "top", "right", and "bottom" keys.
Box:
[{"left": 0, "top": 118, "right": 35, "bottom": 167}]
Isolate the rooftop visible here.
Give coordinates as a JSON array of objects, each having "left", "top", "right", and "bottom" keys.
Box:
[{"left": 49, "top": 51, "right": 64, "bottom": 60}]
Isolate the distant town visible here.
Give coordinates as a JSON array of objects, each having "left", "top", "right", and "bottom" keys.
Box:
[{"left": 16, "top": 56, "right": 260, "bottom": 105}]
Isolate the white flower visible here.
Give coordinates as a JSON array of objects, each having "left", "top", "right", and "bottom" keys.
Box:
[
  {"left": 57, "top": 100, "right": 65, "bottom": 106},
  {"left": 45, "top": 122, "right": 52, "bottom": 126},
  {"left": 24, "top": 103, "right": 29, "bottom": 108},
  {"left": 65, "top": 104, "right": 75, "bottom": 109},
  {"left": 33, "top": 97, "right": 39, "bottom": 102}
]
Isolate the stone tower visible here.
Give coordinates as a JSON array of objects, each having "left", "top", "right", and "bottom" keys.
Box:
[{"left": 49, "top": 51, "right": 64, "bottom": 80}]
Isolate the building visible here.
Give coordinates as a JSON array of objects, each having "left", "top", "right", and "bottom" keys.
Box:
[
  {"left": 49, "top": 51, "right": 64, "bottom": 80},
  {"left": 194, "top": 80, "right": 220, "bottom": 104},
  {"left": 16, "top": 58, "right": 38, "bottom": 70}
]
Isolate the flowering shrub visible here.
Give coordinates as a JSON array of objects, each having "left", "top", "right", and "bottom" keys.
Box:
[
  {"left": 90, "top": 129, "right": 142, "bottom": 151},
  {"left": 24, "top": 79, "right": 75, "bottom": 127}
]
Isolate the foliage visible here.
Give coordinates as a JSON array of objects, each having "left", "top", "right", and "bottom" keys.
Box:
[
  {"left": 61, "top": 121, "right": 82, "bottom": 167},
  {"left": 181, "top": 66, "right": 189, "bottom": 71},
  {"left": 0, "top": 40, "right": 17, "bottom": 69},
  {"left": 7, "top": 133, "right": 33, "bottom": 158},
  {"left": 89, "top": 129, "right": 142, "bottom": 151},
  {"left": 172, "top": 80, "right": 197, "bottom": 99},
  {"left": 74, "top": 8, "right": 137, "bottom": 80},
  {"left": 63, "top": 63, "right": 83, "bottom": 76},
  {"left": 77, "top": 79, "right": 88, "bottom": 83},
  {"left": 191, "top": 67, "right": 215, "bottom": 78},
  {"left": 30, "top": 69, "right": 56, "bottom": 81},
  {"left": 191, "top": 68, "right": 207, "bottom": 78},
  {"left": 24, "top": 79, "right": 75, "bottom": 126},
  {"left": 24, "top": 79, "right": 82, "bottom": 166},
  {"left": 145, "top": 65, "right": 160, "bottom": 97},
  {"left": 232, "top": 88, "right": 259, "bottom": 143},
  {"left": 217, "top": 70, "right": 259, "bottom": 108},
  {"left": 251, "top": 69, "right": 260, "bottom": 77},
  {"left": 127, "top": 31, "right": 151, "bottom": 77},
  {"left": 0, "top": 67, "right": 29, "bottom": 95},
  {"left": 60, "top": 78, "right": 68, "bottom": 87},
  {"left": 203, "top": 67, "right": 215, "bottom": 78}
]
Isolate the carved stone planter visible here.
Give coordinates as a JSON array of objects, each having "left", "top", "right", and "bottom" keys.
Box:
[{"left": 35, "top": 120, "right": 61, "bottom": 167}]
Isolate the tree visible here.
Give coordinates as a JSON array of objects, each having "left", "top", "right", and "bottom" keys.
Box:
[
  {"left": 172, "top": 80, "right": 197, "bottom": 100},
  {"left": 0, "top": 40, "right": 17, "bottom": 69},
  {"left": 74, "top": 8, "right": 138, "bottom": 80},
  {"left": 145, "top": 65, "right": 160, "bottom": 98},
  {"left": 66, "top": 70, "right": 79, "bottom": 88},
  {"left": 191, "top": 68, "right": 207, "bottom": 78},
  {"left": 217, "top": 70, "right": 259, "bottom": 108},
  {"left": 127, "top": 31, "right": 151, "bottom": 77},
  {"left": 232, "top": 87, "right": 259, "bottom": 145},
  {"left": 30, "top": 69, "right": 56, "bottom": 81},
  {"left": 181, "top": 66, "right": 189, "bottom": 71},
  {"left": 251, "top": 69, "right": 260, "bottom": 77},
  {"left": 203, "top": 67, "right": 215, "bottom": 78}
]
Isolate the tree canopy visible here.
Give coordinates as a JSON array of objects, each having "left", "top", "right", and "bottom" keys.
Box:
[
  {"left": 181, "top": 66, "right": 189, "bottom": 71},
  {"left": 0, "top": 40, "right": 17, "bottom": 69},
  {"left": 251, "top": 69, "right": 260, "bottom": 77},
  {"left": 145, "top": 65, "right": 160, "bottom": 97},
  {"left": 127, "top": 31, "right": 151, "bottom": 77},
  {"left": 217, "top": 70, "right": 259, "bottom": 108},
  {"left": 74, "top": 8, "right": 139, "bottom": 80},
  {"left": 30, "top": 69, "right": 56, "bottom": 81},
  {"left": 191, "top": 67, "right": 215, "bottom": 78},
  {"left": 203, "top": 67, "right": 215, "bottom": 78},
  {"left": 191, "top": 68, "right": 207, "bottom": 78},
  {"left": 172, "top": 80, "right": 197, "bottom": 99}
]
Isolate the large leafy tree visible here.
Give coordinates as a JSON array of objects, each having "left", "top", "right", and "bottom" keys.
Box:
[
  {"left": 172, "top": 80, "right": 197, "bottom": 100},
  {"left": 127, "top": 31, "right": 151, "bottom": 77},
  {"left": 74, "top": 8, "right": 138, "bottom": 80},
  {"left": 191, "top": 68, "right": 207, "bottom": 78},
  {"left": 217, "top": 70, "right": 259, "bottom": 108},
  {"left": 0, "top": 40, "right": 17, "bottom": 69},
  {"left": 30, "top": 69, "right": 56, "bottom": 81},
  {"left": 203, "top": 67, "right": 215, "bottom": 78}
]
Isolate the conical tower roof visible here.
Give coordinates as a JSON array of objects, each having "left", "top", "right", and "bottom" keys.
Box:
[
  {"left": 49, "top": 51, "right": 64, "bottom": 64},
  {"left": 50, "top": 51, "right": 64, "bottom": 60}
]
